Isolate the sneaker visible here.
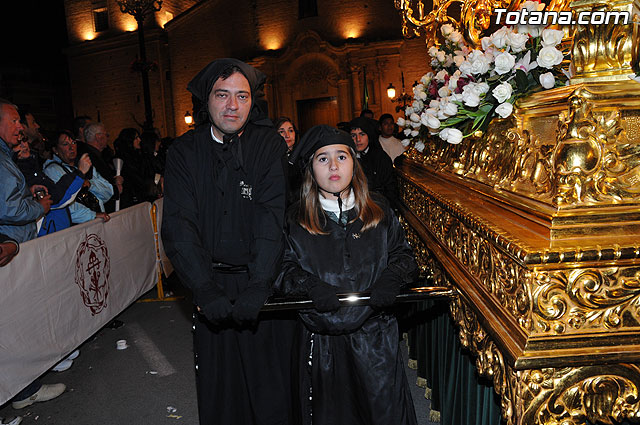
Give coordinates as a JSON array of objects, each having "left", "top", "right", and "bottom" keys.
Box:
[
  {"left": 11, "top": 383, "right": 66, "bottom": 409},
  {"left": 52, "top": 359, "right": 73, "bottom": 372},
  {"left": 1, "top": 417, "right": 22, "bottom": 425},
  {"left": 66, "top": 349, "right": 80, "bottom": 360}
]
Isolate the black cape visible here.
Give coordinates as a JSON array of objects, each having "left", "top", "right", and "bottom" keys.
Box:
[{"left": 279, "top": 197, "right": 418, "bottom": 425}]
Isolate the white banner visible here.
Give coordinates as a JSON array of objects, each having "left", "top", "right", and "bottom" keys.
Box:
[
  {"left": 0, "top": 202, "right": 158, "bottom": 404},
  {"left": 153, "top": 198, "right": 174, "bottom": 277}
]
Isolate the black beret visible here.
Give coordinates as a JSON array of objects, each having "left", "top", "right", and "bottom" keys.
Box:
[{"left": 289, "top": 125, "right": 356, "bottom": 169}]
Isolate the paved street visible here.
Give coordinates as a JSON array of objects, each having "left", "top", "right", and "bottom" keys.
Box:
[{"left": 1, "top": 283, "right": 437, "bottom": 425}]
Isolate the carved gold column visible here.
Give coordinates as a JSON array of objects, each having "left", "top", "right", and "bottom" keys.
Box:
[{"left": 394, "top": 1, "right": 640, "bottom": 424}]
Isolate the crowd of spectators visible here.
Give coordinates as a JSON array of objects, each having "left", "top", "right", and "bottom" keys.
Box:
[{"left": 0, "top": 98, "right": 169, "bottom": 425}]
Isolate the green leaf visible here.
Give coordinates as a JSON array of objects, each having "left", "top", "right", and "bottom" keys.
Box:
[{"left": 515, "top": 70, "right": 529, "bottom": 92}]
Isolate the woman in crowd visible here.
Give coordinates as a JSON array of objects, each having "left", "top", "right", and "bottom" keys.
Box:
[
  {"left": 114, "top": 128, "right": 160, "bottom": 208},
  {"left": 43, "top": 130, "right": 112, "bottom": 223},
  {"left": 276, "top": 116, "right": 302, "bottom": 206},
  {"left": 278, "top": 124, "right": 418, "bottom": 425},
  {"left": 12, "top": 133, "right": 89, "bottom": 235}
]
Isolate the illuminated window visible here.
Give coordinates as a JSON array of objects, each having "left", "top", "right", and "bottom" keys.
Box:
[
  {"left": 93, "top": 7, "right": 109, "bottom": 32},
  {"left": 299, "top": 0, "right": 318, "bottom": 19}
]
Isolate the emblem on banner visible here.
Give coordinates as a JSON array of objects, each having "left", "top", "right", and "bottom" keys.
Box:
[{"left": 75, "top": 233, "right": 111, "bottom": 315}]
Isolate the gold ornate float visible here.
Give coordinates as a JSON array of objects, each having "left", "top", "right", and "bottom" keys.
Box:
[{"left": 394, "top": 0, "right": 640, "bottom": 424}]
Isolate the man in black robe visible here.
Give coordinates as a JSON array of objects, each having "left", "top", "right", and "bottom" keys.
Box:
[{"left": 161, "top": 58, "right": 291, "bottom": 425}]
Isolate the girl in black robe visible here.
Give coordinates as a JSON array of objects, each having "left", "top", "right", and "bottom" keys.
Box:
[{"left": 278, "top": 125, "right": 418, "bottom": 425}]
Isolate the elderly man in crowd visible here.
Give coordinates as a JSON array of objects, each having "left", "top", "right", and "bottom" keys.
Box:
[
  {"left": 0, "top": 98, "right": 66, "bottom": 411},
  {"left": 78, "top": 122, "right": 123, "bottom": 212}
]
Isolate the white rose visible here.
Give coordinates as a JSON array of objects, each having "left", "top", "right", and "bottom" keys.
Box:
[
  {"left": 415, "top": 140, "right": 426, "bottom": 152},
  {"left": 446, "top": 128, "right": 463, "bottom": 144},
  {"left": 397, "top": 117, "right": 406, "bottom": 127},
  {"left": 410, "top": 129, "right": 419, "bottom": 137},
  {"left": 449, "top": 31, "right": 463, "bottom": 44},
  {"left": 401, "top": 139, "right": 411, "bottom": 147},
  {"left": 507, "top": 32, "right": 529, "bottom": 53},
  {"left": 412, "top": 99, "right": 424, "bottom": 110},
  {"left": 438, "top": 86, "right": 451, "bottom": 98},
  {"left": 468, "top": 51, "right": 491, "bottom": 75},
  {"left": 429, "top": 99, "right": 440, "bottom": 109},
  {"left": 520, "top": 1, "right": 545, "bottom": 12},
  {"left": 494, "top": 51, "right": 516, "bottom": 75},
  {"left": 426, "top": 107, "right": 438, "bottom": 116},
  {"left": 453, "top": 54, "right": 466, "bottom": 67},
  {"left": 537, "top": 46, "right": 564, "bottom": 69},
  {"left": 410, "top": 120, "right": 421, "bottom": 128},
  {"left": 429, "top": 46, "right": 439, "bottom": 57},
  {"left": 439, "top": 128, "right": 450, "bottom": 141},
  {"left": 425, "top": 114, "right": 441, "bottom": 130},
  {"left": 459, "top": 61, "right": 473, "bottom": 76},
  {"left": 442, "top": 101, "right": 458, "bottom": 117},
  {"left": 420, "top": 72, "right": 433, "bottom": 85},
  {"left": 490, "top": 27, "right": 510, "bottom": 49},
  {"left": 435, "top": 70, "right": 448, "bottom": 82},
  {"left": 539, "top": 72, "right": 555, "bottom": 89},
  {"left": 541, "top": 28, "right": 564, "bottom": 47},
  {"left": 448, "top": 75, "right": 460, "bottom": 91},
  {"left": 462, "top": 91, "right": 481, "bottom": 107},
  {"left": 410, "top": 112, "right": 420, "bottom": 123},
  {"left": 518, "top": 24, "right": 543, "bottom": 38},
  {"left": 436, "top": 51, "right": 446, "bottom": 63},
  {"left": 472, "top": 82, "right": 490, "bottom": 95},
  {"left": 481, "top": 37, "right": 493, "bottom": 50},
  {"left": 441, "top": 24, "right": 454, "bottom": 36},
  {"left": 404, "top": 128, "right": 412, "bottom": 136},
  {"left": 495, "top": 102, "right": 514, "bottom": 118},
  {"left": 492, "top": 82, "right": 513, "bottom": 103}
]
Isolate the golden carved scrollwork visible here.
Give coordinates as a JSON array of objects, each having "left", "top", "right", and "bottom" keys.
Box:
[
  {"left": 571, "top": 1, "right": 639, "bottom": 83},
  {"left": 532, "top": 266, "right": 640, "bottom": 336},
  {"left": 553, "top": 88, "right": 640, "bottom": 206},
  {"left": 517, "top": 365, "right": 640, "bottom": 424}
]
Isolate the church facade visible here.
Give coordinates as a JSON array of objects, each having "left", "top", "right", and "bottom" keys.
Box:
[{"left": 63, "top": 0, "right": 430, "bottom": 138}]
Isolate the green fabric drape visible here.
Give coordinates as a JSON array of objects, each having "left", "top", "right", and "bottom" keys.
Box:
[{"left": 404, "top": 299, "right": 502, "bottom": 425}]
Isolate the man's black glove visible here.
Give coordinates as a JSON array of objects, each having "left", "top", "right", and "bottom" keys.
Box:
[
  {"left": 369, "top": 270, "right": 402, "bottom": 309},
  {"left": 306, "top": 277, "right": 340, "bottom": 312},
  {"left": 232, "top": 285, "right": 270, "bottom": 323},
  {"left": 201, "top": 297, "right": 233, "bottom": 324}
]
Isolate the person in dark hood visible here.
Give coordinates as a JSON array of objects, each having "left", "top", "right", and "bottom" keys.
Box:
[
  {"left": 348, "top": 116, "right": 399, "bottom": 209},
  {"left": 161, "top": 58, "right": 293, "bottom": 425},
  {"left": 278, "top": 124, "right": 418, "bottom": 425}
]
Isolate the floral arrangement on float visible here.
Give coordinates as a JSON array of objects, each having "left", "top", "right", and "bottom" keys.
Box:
[{"left": 397, "top": 1, "right": 571, "bottom": 151}]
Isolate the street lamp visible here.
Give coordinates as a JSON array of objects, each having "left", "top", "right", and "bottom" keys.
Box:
[
  {"left": 387, "top": 71, "right": 414, "bottom": 113},
  {"left": 184, "top": 111, "right": 193, "bottom": 126},
  {"left": 117, "top": 0, "right": 163, "bottom": 133},
  {"left": 386, "top": 83, "right": 396, "bottom": 100}
]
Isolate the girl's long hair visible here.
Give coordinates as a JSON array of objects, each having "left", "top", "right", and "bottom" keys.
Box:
[{"left": 297, "top": 146, "right": 384, "bottom": 235}]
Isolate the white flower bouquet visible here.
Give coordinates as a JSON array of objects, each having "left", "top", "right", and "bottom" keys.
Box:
[{"left": 398, "top": 1, "right": 570, "bottom": 150}]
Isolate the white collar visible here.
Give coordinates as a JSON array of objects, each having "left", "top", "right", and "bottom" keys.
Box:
[
  {"left": 210, "top": 126, "right": 223, "bottom": 144},
  {"left": 319, "top": 190, "right": 355, "bottom": 213}
]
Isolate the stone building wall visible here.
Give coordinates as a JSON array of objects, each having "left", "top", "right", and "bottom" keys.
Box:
[{"left": 64, "top": 0, "right": 431, "bottom": 138}]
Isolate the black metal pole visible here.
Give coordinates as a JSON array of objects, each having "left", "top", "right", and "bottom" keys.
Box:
[
  {"left": 136, "top": 16, "right": 154, "bottom": 133},
  {"left": 261, "top": 286, "right": 456, "bottom": 312}
]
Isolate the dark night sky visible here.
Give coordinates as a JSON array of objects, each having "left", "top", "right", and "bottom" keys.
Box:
[{"left": 1, "top": 1, "right": 69, "bottom": 66}]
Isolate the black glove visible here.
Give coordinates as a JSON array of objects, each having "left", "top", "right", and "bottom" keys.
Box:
[
  {"left": 201, "top": 297, "right": 233, "bottom": 324},
  {"left": 369, "top": 272, "right": 402, "bottom": 310},
  {"left": 232, "top": 285, "right": 270, "bottom": 323},
  {"left": 307, "top": 277, "right": 340, "bottom": 312}
]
